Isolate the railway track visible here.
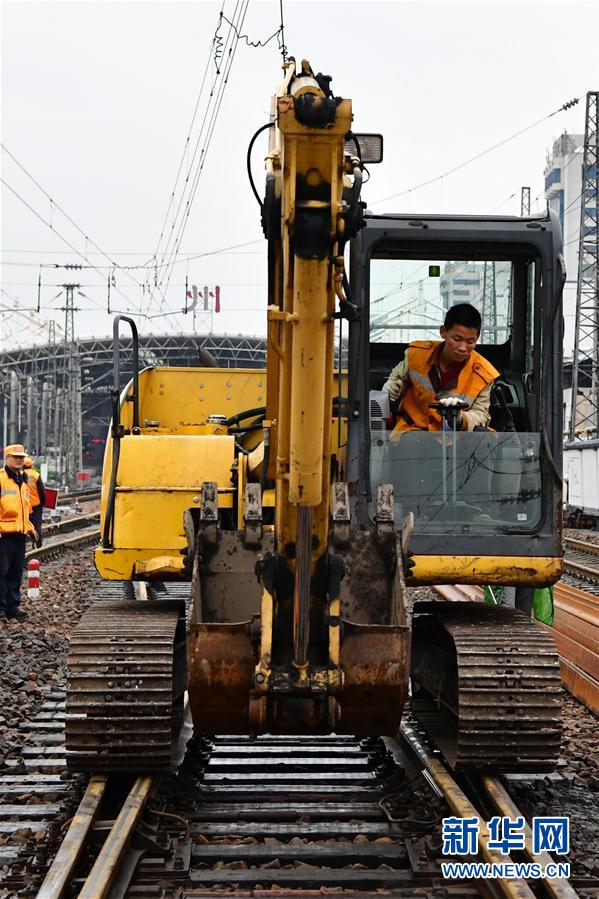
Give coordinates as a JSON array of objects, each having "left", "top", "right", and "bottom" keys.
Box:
[
  {"left": 1, "top": 566, "right": 592, "bottom": 897},
  {"left": 564, "top": 537, "right": 599, "bottom": 592},
  {"left": 26, "top": 514, "right": 100, "bottom": 563},
  {"left": 56, "top": 489, "right": 101, "bottom": 504},
  {"left": 1, "top": 578, "right": 583, "bottom": 898},
  {"left": 43, "top": 512, "right": 100, "bottom": 542},
  {"left": 6, "top": 692, "right": 582, "bottom": 899}
]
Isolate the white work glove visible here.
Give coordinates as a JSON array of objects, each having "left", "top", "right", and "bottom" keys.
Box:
[
  {"left": 382, "top": 379, "right": 403, "bottom": 402},
  {"left": 437, "top": 396, "right": 464, "bottom": 409},
  {"left": 437, "top": 396, "right": 468, "bottom": 430}
]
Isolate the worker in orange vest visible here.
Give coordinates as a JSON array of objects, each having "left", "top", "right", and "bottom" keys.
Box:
[
  {"left": 24, "top": 457, "right": 46, "bottom": 548},
  {"left": 0, "top": 444, "right": 37, "bottom": 621},
  {"left": 382, "top": 303, "right": 499, "bottom": 433}
]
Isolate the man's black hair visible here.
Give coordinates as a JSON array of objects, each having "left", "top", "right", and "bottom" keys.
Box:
[{"left": 444, "top": 302, "right": 482, "bottom": 334}]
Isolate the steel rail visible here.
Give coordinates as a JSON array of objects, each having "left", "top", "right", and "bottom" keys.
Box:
[
  {"left": 43, "top": 511, "right": 100, "bottom": 540},
  {"left": 564, "top": 536, "right": 599, "bottom": 557},
  {"left": 563, "top": 557, "right": 599, "bottom": 582},
  {"left": 57, "top": 489, "right": 101, "bottom": 503},
  {"left": 563, "top": 538, "right": 599, "bottom": 583},
  {"left": 77, "top": 775, "right": 154, "bottom": 899},
  {"left": 557, "top": 581, "right": 599, "bottom": 605},
  {"left": 25, "top": 526, "right": 99, "bottom": 562},
  {"left": 36, "top": 775, "right": 108, "bottom": 899},
  {"left": 480, "top": 776, "right": 579, "bottom": 899},
  {"left": 399, "top": 723, "right": 565, "bottom": 899}
]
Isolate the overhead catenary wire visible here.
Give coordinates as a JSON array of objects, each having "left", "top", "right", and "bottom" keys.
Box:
[
  {"left": 0, "top": 143, "right": 148, "bottom": 305},
  {"left": 157, "top": 1, "right": 250, "bottom": 307},
  {"left": 158, "top": 2, "right": 247, "bottom": 289},
  {"left": 0, "top": 177, "right": 150, "bottom": 319},
  {"left": 217, "top": 5, "right": 286, "bottom": 55},
  {"left": 146, "top": 0, "right": 285, "bottom": 323},
  {"left": 1, "top": 179, "right": 115, "bottom": 315},
  {"left": 2, "top": 4, "right": 275, "bottom": 329},
  {"left": 1, "top": 238, "right": 265, "bottom": 270},
  {"left": 1, "top": 3, "right": 284, "bottom": 333},
  {"left": 372, "top": 96, "right": 581, "bottom": 206},
  {"left": 145, "top": 0, "right": 226, "bottom": 295},
  {"left": 144, "top": 1, "right": 246, "bottom": 320},
  {"left": 151, "top": 3, "right": 243, "bottom": 279}
]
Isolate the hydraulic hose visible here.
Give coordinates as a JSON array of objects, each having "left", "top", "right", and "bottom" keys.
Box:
[
  {"left": 226, "top": 407, "right": 266, "bottom": 428},
  {"left": 260, "top": 426, "right": 271, "bottom": 493},
  {"left": 247, "top": 123, "right": 275, "bottom": 207}
]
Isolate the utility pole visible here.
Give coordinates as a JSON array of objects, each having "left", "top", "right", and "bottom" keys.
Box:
[
  {"left": 40, "top": 382, "right": 49, "bottom": 456},
  {"left": 48, "top": 318, "right": 61, "bottom": 459},
  {"left": 481, "top": 261, "right": 497, "bottom": 342},
  {"left": 2, "top": 392, "right": 7, "bottom": 451},
  {"left": 59, "top": 283, "right": 81, "bottom": 485},
  {"left": 25, "top": 376, "right": 35, "bottom": 453},
  {"left": 570, "top": 91, "right": 599, "bottom": 440},
  {"left": 55, "top": 387, "right": 63, "bottom": 481},
  {"left": 1, "top": 370, "right": 8, "bottom": 451},
  {"left": 520, "top": 186, "right": 531, "bottom": 216},
  {"left": 9, "top": 371, "right": 18, "bottom": 444},
  {"left": 72, "top": 352, "right": 83, "bottom": 477}
]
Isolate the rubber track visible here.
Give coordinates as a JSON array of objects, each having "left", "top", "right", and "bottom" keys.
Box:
[
  {"left": 65, "top": 600, "right": 183, "bottom": 772},
  {"left": 412, "top": 605, "right": 562, "bottom": 772}
]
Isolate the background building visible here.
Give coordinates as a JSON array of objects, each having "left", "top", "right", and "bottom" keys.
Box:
[{"left": 544, "top": 131, "right": 584, "bottom": 358}]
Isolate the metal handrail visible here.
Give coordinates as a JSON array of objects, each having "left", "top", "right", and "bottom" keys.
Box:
[{"left": 102, "top": 316, "right": 140, "bottom": 548}]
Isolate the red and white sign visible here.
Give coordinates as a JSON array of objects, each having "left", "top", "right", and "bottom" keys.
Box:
[{"left": 28, "top": 559, "right": 40, "bottom": 599}]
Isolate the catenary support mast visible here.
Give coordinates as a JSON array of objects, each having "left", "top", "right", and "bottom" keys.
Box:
[{"left": 570, "top": 91, "right": 599, "bottom": 439}]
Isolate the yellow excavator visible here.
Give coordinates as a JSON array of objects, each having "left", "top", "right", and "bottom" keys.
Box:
[{"left": 66, "top": 59, "right": 564, "bottom": 774}]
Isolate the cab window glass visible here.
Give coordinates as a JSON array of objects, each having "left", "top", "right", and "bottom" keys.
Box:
[{"left": 370, "top": 258, "right": 512, "bottom": 345}]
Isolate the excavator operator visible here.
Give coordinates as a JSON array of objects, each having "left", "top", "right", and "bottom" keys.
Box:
[{"left": 382, "top": 303, "right": 499, "bottom": 433}]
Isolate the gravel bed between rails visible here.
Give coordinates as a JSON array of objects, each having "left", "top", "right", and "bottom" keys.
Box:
[{"left": 0, "top": 548, "right": 97, "bottom": 770}]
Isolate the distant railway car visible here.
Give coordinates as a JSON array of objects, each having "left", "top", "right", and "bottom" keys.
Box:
[{"left": 565, "top": 440, "right": 599, "bottom": 527}]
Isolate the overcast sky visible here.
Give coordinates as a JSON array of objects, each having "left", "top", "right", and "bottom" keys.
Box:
[{"left": 1, "top": 0, "right": 597, "bottom": 349}]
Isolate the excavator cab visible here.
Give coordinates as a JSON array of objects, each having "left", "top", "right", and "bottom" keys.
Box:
[
  {"left": 345, "top": 215, "right": 565, "bottom": 770},
  {"left": 68, "top": 60, "right": 564, "bottom": 776},
  {"left": 349, "top": 213, "right": 565, "bottom": 583}
]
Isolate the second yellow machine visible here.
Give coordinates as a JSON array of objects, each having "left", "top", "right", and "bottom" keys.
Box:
[{"left": 67, "top": 59, "right": 565, "bottom": 775}]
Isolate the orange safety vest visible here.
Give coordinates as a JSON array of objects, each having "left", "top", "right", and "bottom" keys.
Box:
[
  {"left": 26, "top": 467, "right": 42, "bottom": 508},
  {"left": 393, "top": 341, "right": 499, "bottom": 432},
  {"left": 0, "top": 468, "right": 35, "bottom": 536}
]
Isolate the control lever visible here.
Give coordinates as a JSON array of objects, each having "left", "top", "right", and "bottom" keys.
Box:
[{"left": 429, "top": 400, "right": 470, "bottom": 504}]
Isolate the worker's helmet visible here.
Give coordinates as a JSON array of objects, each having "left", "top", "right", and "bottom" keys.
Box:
[
  {"left": 24, "top": 457, "right": 33, "bottom": 468},
  {"left": 5, "top": 444, "right": 27, "bottom": 458}
]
